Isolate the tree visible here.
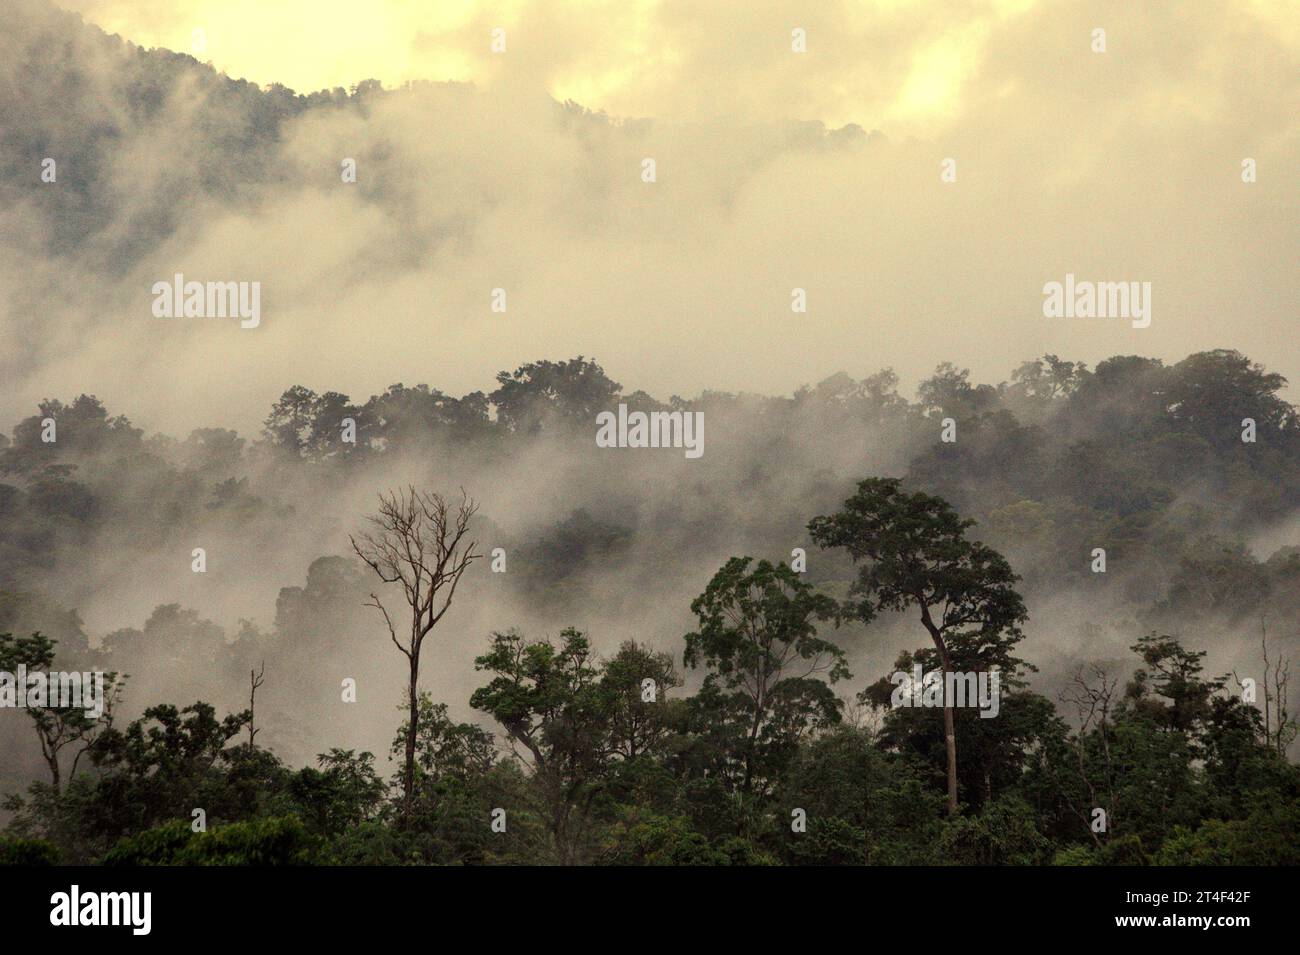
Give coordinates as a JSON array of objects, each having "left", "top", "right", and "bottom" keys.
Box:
[
  {"left": 0, "top": 631, "right": 122, "bottom": 791},
  {"left": 1126, "top": 632, "right": 1224, "bottom": 736},
  {"left": 388, "top": 694, "right": 498, "bottom": 863},
  {"left": 351, "top": 487, "right": 479, "bottom": 818},
  {"left": 1166, "top": 350, "right": 1296, "bottom": 453},
  {"left": 489, "top": 357, "right": 621, "bottom": 434},
  {"left": 683, "top": 557, "right": 848, "bottom": 799},
  {"left": 246, "top": 661, "right": 265, "bottom": 750},
  {"left": 599, "top": 641, "right": 680, "bottom": 761},
  {"left": 0, "top": 395, "right": 142, "bottom": 476},
  {"left": 470, "top": 627, "right": 608, "bottom": 863},
  {"left": 860, "top": 645, "right": 1050, "bottom": 813},
  {"left": 89, "top": 702, "right": 252, "bottom": 841},
  {"left": 390, "top": 692, "right": 496, "bottom": 792},
  {"left": 1058, "top": 663, "right": 1120, "bottom": 847},
  {"left": 286, "top": 749, "right": 387, "bottom": 836},
  {"left": 360, "top": 383, "right": 490, "bottom": 450},
  {"left": 916, "top": 362, "right": 998, "bottom": 420},
  {"left": 1251, "top": 616, "right": 1296, "bottom": 757},
  {"left": 809, "top": 478, "right": 1027, "bottom": 815},
  {"left": 262, "top": 386, "right": 367, "bottom": 460},
  {"left": 1006, "top": 354, "right": 1087, "bottom": 404},
  {"left": 1058, "top": 355, "right": 1170, "bottom": 444}
]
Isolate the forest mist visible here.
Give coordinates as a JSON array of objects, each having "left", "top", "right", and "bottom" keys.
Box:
[
  {"left": 1, "top": 0, "right": 1298, "bottom": 866},
  {"left": 4, "top": 347, "right": 1299, "bottom": 795}
]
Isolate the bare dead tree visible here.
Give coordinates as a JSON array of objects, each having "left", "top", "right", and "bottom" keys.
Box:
[
  {"left": 1057, "top": 662, "right": 1119, "bottom": 848},
  {"left": 1244, "top": 616, "right": 1296, "bottom": 757},
  {"left": 351, "top": 487, "right": 480, "bottom": 817},
  {"left": 248, "top": 661, "right": 266, "bottom": 750},
  {"left": 1271, "top": 649, "right": 1296, "bottom": 758}
]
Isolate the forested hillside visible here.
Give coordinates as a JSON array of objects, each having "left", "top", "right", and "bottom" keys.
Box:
[{"left": 3, "top": 349, "right": 1298, "bottom": 865}]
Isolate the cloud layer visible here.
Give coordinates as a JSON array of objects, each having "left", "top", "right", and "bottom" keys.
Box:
[{"left": 0, "top": 0, "right": 1295, "bottom": 438}]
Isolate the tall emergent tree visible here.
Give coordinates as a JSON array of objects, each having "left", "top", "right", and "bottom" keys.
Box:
[
  {"left": 809, "top": 478, "right": 1026, "bottom": 815},
  {"left": 352, "top": 487, "right": 479, "bottom": 817}
]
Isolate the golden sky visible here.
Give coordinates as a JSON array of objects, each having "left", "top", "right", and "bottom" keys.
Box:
[
  {"left": 52, "top": 0, "right": 1217, "bottom": 133},
  {"left": 5, "top": 0, "right": 1298, "bottom": 437}
]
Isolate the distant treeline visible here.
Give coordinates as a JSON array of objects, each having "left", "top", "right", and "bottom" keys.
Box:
[{"left": 3, "top": 350, "right": 1300, "bottom": 618}]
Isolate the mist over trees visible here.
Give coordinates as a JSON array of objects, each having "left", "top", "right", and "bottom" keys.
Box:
[
  {"left": 1, "top": 0, "right": 1296, "bottom": 876},
  {"left": 2, "top": 348, "right": 1299, "bottom": 865}
]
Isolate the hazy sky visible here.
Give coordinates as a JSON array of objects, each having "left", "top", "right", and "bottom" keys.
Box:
[
  {"left": 5, "top": 0, "right": 1298, "bottom": 435},
  {"left": 53, "top": 1, "right": 1300, "bottom": 131}
]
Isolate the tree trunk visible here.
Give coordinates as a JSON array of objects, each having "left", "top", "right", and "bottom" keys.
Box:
[
  {"left": 45, "top": 750, "right": 60, "bottom": 793},
  {"left": 403, "top": 661, "right": 419, "bottom": 817},
  {"left": 921, "top": 606, "right": 959, "bottom": 816},
  {"left": 942, "top": 690, "right": 958, "bottom": 816}
]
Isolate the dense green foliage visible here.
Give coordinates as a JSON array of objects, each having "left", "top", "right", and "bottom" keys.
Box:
[{"left": 4, "top": 610, "right": 1296, "bottom": 865}]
